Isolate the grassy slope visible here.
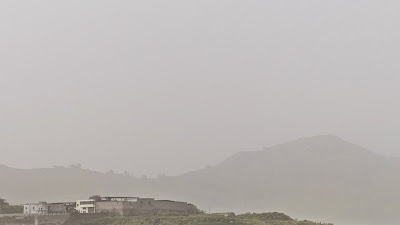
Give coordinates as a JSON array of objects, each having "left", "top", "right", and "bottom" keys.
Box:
[{"left": 64, "top": 213, "right": 334, "bottom": 225}]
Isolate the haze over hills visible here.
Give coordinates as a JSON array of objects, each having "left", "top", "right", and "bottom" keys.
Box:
[{"left": 1, "top": 135, "right": 399, "bottom": 225}]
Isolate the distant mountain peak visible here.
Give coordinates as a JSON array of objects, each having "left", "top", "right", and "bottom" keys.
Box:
[
  {"left": 278, "top": 134, "right": 360, "bottom": 150},
  {"left": 290, "top": 134, "right": 347, "bottom": 143}
]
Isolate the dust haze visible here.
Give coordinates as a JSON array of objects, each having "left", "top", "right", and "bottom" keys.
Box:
[
  {"left": 1, "top": 0, "right": 399, "bottom": 176},
  {"left": 1, "top": 1, "right": 400, "bottom": 225}
]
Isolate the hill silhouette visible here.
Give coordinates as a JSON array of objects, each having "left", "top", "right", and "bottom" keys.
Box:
[{"left": 1, "top": 135, "right": 399, "bottom": 225}]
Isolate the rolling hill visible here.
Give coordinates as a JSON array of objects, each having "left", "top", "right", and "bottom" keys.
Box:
[{"left": 1, "top": 135, "right": 399, "bottom": 225}]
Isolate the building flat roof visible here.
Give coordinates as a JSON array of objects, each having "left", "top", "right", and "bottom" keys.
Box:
[{"left": 103, "top": 196, "right": 139, "bottom": 198}]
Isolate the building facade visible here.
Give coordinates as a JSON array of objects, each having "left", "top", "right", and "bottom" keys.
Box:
[
  {"left": 75, "top": 200, "right": 95, "bottom": 213},
  {"left": 23, "top": 202, "right": 67, "bottom": 214},
  {"left": 24, "top": 202, "right": 48, "bottom": 214}
]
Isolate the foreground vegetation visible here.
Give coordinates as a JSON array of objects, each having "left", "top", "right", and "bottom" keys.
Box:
[
  {"left": 64, "top": 212, "right": 333, "bottom": 225},
  {"left": 0, "top": 197, "right": 23, "bottom": 214}
]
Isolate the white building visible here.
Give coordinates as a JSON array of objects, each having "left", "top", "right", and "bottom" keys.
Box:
[
  {"left": 24, "top": 202, "right": 49, "bottom": 214},
  {"left": 24, "top": 202, "right": 67, "bottom": 214},
  {"left": 75, "top": 200, "right": 95, "bottom": 213}
]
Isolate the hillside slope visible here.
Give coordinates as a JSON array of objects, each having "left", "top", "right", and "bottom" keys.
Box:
[
  {"left": 63, "top": 212, "right": 333, "bottom": 225},
  {"left": 1, "top": 135, "right": 399, "bottom": 225},
  {"left": 164, "top": 135, "right": 400, "bottom": 225}
]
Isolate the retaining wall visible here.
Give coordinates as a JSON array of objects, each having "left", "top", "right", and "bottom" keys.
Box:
[{"left": 95, "top": 200, "right": 198, "bottom": 216}]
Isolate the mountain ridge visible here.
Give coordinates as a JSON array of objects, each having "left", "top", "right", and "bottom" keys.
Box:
[{"left": 1, "top": 135, "right": 399, "bottom": 225}]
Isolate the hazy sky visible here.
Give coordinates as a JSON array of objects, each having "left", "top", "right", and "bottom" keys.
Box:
[{"left": 1, "top": 1, "right": 399, "bottom": 176}]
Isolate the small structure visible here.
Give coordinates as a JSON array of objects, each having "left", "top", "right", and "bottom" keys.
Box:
[
  {"left": 212, "top": 212, "right": 236, "bottom": 217},
  {"left": 23, "top": 202, "right": 67, "bottom": 214}
]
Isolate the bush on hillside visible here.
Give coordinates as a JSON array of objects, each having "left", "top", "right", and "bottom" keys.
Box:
[{"left": 238, "top": 212, "right": 293, "bottom": 221}]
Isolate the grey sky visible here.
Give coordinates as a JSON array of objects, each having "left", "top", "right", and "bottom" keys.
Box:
[{"left": 0, "top": 0, "right": 399, "bottom": 176}]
